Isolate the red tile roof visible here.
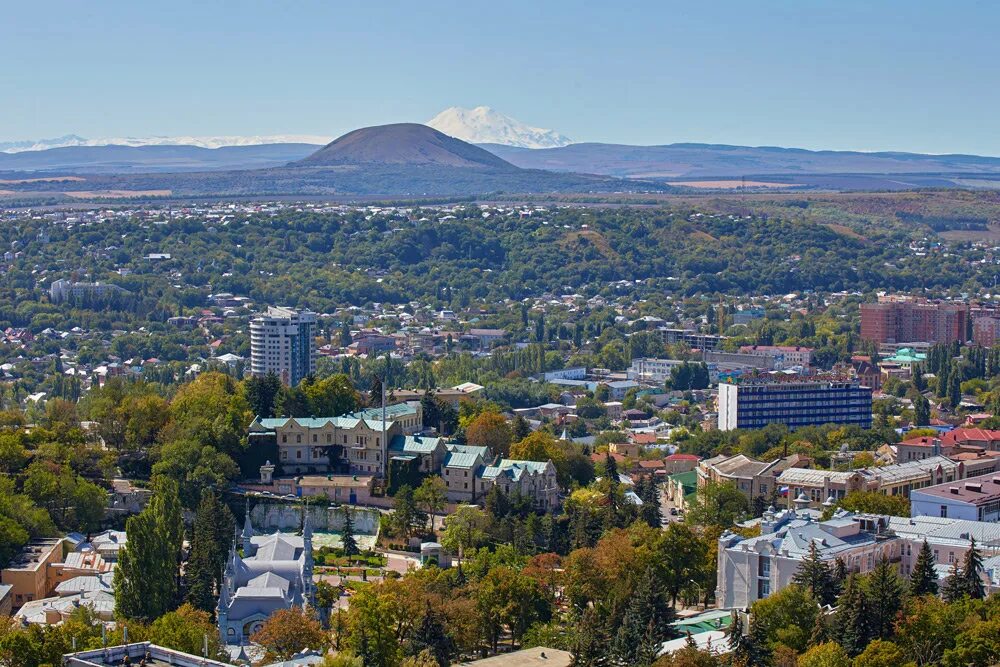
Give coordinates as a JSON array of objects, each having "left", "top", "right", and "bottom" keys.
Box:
[{"left": 666, "top": 453, "right": 701, "bottom": 461}]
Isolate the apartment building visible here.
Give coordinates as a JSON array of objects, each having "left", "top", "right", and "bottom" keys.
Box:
[
  {"left": 973, "top": 316, "right": 1000, "bottom": 347},
  {"left": 718, "top": 377, "right": 872, "bottom": 431},
  {"left": 49, "top": 279, "right": 130, "bottom": 303},
  {"left": 249, "top": 306, "right": 317, "bottom": 386},
  {"left": 860, "top": 296, "right": 968, "bottom": 345},
  {"left": 737, "top": 345, "right": 813, "bottom": 369}
]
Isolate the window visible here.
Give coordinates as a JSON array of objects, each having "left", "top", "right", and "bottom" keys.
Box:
[
  {"left": 296, "top": 450, "right": 302, "bottom": 459},
  {"left": 940, "top": 505, "right": 948, "bottom": 518}
]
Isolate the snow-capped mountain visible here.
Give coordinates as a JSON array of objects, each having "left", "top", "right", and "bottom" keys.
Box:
[
  {"left": 426, "top": 106, "right": 572, "bottom": 149},
  {"left": 0, "top": 133, "right": 331, "bottom": 153}
]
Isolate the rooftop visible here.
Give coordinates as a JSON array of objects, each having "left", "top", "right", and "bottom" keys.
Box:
[
  {"left": 911, "top": 472, "right": 1000, "bottom": 506},
  {"left": 456, "top": 647, "right": 572, "bottom": 667}
]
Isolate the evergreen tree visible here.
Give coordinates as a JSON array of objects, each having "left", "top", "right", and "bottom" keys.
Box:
[
  {"left": 727, "top": 611, "right": 753, "bottom": 666},
  {"left": 792, "top": 542, "right": 838, "bottom": 605},
  {"left": 959, "top": 537, "right": 986, "bottom": 600},
  {"left": 837, "top": 574, "right": 873, "bottom": 657},
  {"left": 185, "top": 489, "right": 235, "bottom": 613},
  {"left": 609, "top": 568, "right": 674, "bottom": 666},
  {"left": 604, "top": 453, "right": 619, "bottom": 485},
  {"left": 913, "top": 394, "right": 930, "bottom": 426},
  {"left": 114, "top": 478, "right": 184, "bottom": 621},
  {"left": 948, "top": 368, "right": 962, "bottom": 409},
  {"left": 910, "top": 539, "right": 938, "bottom": 596},
  {"left": 868, "top": 555, "right": 904, "bottom": 640},
  {"left": 511, "top": 415, "right": 532, "bottom": 442},
  {"left": 245, "top": 373, "right": 282, "bottom": 418},
  {"left": 340, "top": 319, "right": 353, "bottom": 347},
  {"left": 941, "top": 560, "right": 965, "bottom": 603},
  {"left": 341, "top": 509, "right": 359, "bottom": 557},
  {"left": 639, "top": 478, "right": 663, "bottom": 528},
  {"left": 571, "top": 607, "right": 609, "bottom": 667}
]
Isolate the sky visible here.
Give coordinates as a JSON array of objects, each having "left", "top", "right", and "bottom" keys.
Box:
[{"left": 3, "top": 1, "right": 999, "bottom": 154}]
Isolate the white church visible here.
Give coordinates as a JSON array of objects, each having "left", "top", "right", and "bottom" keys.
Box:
[{"left": 217, "top": 506, "right": 317, "bottom": 645}]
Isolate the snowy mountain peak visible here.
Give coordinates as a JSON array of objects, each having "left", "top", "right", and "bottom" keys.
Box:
[
  {"left": 0, "top": 134, "right": 332, "bottom": 153},
  {"left": 426, "top": 106, "right": 572, "bottom": 149}
]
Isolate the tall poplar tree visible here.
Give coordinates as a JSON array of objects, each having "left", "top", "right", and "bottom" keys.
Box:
[{"left": 114, "top": 477, "right": 184, "bottom": 621}]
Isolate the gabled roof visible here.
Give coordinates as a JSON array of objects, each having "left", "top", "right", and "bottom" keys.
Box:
[{"left": 444, "top": 452, "right": 484, "bottom": 469}]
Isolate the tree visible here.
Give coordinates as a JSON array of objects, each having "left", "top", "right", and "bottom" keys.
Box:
[
  {"left": 402, "top": 650, "right": 441, "bottom": 667},
  {"left": 913, "top": 394, "right": 930, "bottom": 426},
  {"left": 610, "top": 567, "right": 674, "bottom": 667},
  {"left": 748, "top": 584, "right": 817, "bottom": 654},
  {"left": 244, "top": 372, "right": 282, "bottom": 418},
  {"left": 392, "top": 485, "right": 426, "bottom": 539},
  {"left": 792, "top": 542, "right": 838, "bottom": 606},
  {"left": 853, "top": 640, "right": 910, "bottom": 667},
  {"left": 868, "top": 555, "right": 904, "bottom": 640},
  {"left": 685, "top": 480, "right": 748, "bottom": 529},
  {"left": 185, "top": 489, "right": 234, "bottom": 612},
  {"left": 148, "top": 604, "right": 223, "bottom": 659},
  {"left": 342, "top": 509, "right": 359, "bottom": 557},
  {"left": 909, "top": 539, "right": 938, "bottom": 597},
  {"left": 829, "top": 491, "right": 910, "bottom": 518},
  {"left": 414, "top": 477, "right": 448, "bottom": 532},
  {"left": 512, "top": 415, "right": 532, "bottom": 441},
  {"left": 323, "top": 652, "right": 364, "bottom": 667},
  {"left": 571, "top": 606, "right": 610, "bottom": 666},
  {"left": 250, "top": 607, "right": 327, "bottom": 661},
  {"left": 475, "top": 566, "right": 551, "bottom": 652},
  {"left": 405, "top": 600, "right": 453, "bottom": 666},
  {"left": 941, "top": 560, "right": 965, "bottom": 603},
  {"left": 465, "top": 411, "right": 513, "bottom": 457},
  {"left": 441, "top": 505, "right": 488, "bottom": 573},
  {"left": 797, "top": 641, "right": 850, "bottom": 667},
  {"left": 114, "top": 478, "right": 184, "bottom": 621},
  {"left": 638, "top": 477, "right": 663, "bottom": 528},
  {"left": 958, "top": 537, "right": 986, "bottom": 599},
  {"left": 836, "top": 574, "right": 872, "bottom": 657}
]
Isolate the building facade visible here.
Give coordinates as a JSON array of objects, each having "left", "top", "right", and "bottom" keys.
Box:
[
  {"left": 717, "top": 506, "right": 1000, "bottom": 608},
  {"left": 248, "top": 402, "right": 422, "bottom": 476},
  {"left": 217, "top": 510, "right": 316, "bottom": 646},
  {"left": 49, "top": 279, "right": 130, "bottom": 304},
  {"left": 250, "top": 306, "right": 317, "bottom": 386},
  {"left": 717, "top": 378, "right": 872, "bottom": 431},
  {"left": 860, "top": 297, "right": 968, "bottom": 345}
]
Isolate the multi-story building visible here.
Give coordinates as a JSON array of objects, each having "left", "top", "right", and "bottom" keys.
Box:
[
  {"left": 716, "top": 505, "right": 1000, "bottom": 608},
  {"left": 476, "top": 460, "right": 560, "bottom": 511},
  {"left": 697, "top": 454, "right": 806, "bottom": 501},
  {"left": 656, "top": 328, "right": 725, "bottom": 351},
  {"left": 737, "top": 345, "right": 813, "bottom": 369},
  {"left": 860, "top": 296, "right": 968, "bottom": 345},
  {"left": 248, "top": 402, "right": 422, "bottom": 476},
  {"left": 1, "top": 538, "right": 65, "bottom": 609},
  {"left": 49, "top": 279, "right": 130, "bottom": 303},
  {"left": 973, "top": 316, "right": 1000, "bottom": 348},
  {"left": 717, "top": 377, "right": 872, "bottom": 431},
  {"left": 910, "top": 472, "right": 1000, "bottom": 522},
  {"left": 776, "top": 455, "right": 963, "bottom": 507},
  {"left": 249, "top": 306, "right": 317, "bottom": 386}
]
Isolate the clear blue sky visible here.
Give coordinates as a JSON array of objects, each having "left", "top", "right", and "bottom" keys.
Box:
[{"left": 4, "top": 1, "right": 998, "bottom": 154}]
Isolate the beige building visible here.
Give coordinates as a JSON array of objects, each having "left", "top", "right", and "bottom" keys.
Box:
[
  {"left": 697, "top": 454, "right": 805, "bottom": 500},
  {"left": 1, "top": 538, "right": 65, "bottom": 609},
  {"left": 249, "top": 402, "right": 421, "bottom": 476}
]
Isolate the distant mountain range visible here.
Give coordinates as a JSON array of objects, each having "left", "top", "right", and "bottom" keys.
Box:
[
  {"left": 0, "top": 133, "right": 331, "bottom": 153},
  {"left": 0, "top": 123, "right": 661, "bottom": 198},
  {"left": 426, "top": 106, "right": 571, "bottom": 149},
  {"left": 481, "top": 142, "right": 1000, "bottom": 180},
  {"left": 5, "top": 108, "right": 1000, "bottom": 195}
]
